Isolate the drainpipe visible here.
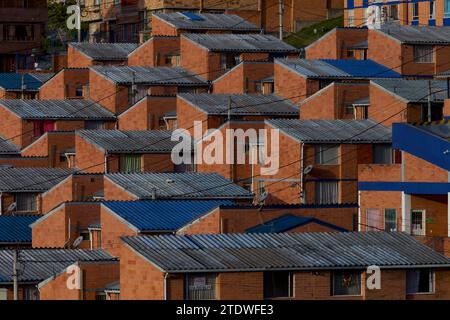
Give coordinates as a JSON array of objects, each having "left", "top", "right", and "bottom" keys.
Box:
[
  {"left": 104, "top": 153, "right": 108, "bottom": 173},
  {"left": 163, "top": 273, "right": 169, "bottom": 300},
  {"left": 300, "top": 143, "right": 305, "bottom": 204}
]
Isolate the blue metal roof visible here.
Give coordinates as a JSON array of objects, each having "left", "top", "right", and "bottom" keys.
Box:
[
  {"left": 102, "top": 200, "right": 233, "bottom": 232},
  {"left": 0, "top": 215, "right": 40, "bottom": 243},
  {"left": 246, "top": 214, "right": 348, "bottom": 233},
  {"left": 321, "top": 59, "right": 402, "bottom": 78},
  {"left": 0, "top": 73, "right": 51, "bottom": 91},
  {"left": 359, "top": 181, "right": 450, "bottom": 195}
]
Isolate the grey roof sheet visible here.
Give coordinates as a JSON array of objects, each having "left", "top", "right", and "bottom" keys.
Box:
[
  {"left": 183, "top": 34, "right": 299, "bottom": 53},
  {"left": 90, "top": 66, "right": 208, "bottom": 86},
  {"left": 379, "top": 24, "right": 450, "bottom": 45},
  {"left": 154, "top": 12, "right": 260, "bottom": 31},
  {"left": 69, "top": 42, "right": 138, "bottom": 60},
  {"left": 77, "top": 130, "right": 176, "bottom": 153},
  {"left": 0, "top": 249, "right": 114, "bottom": 283},
  {"left": 0, "top": 136, "right": 20, "bottom": 155},
  {"left": 437, "top": 70, "right": 450, "bottom": 77},
  {"left": 178, "top": 93, "right": 298, "bottom": 116},
  {"left": 121, "top": 232, "right": 450, "bottom": 272},
  {"left": 105, "top": 172, "right": 254, "bottom": 199},
  {"left": 29, "top": 73, "right": 55, "bottom": 83},
  {"left": 266, "top": 119, "right": 391, "bottom": 143},
  {"left": 348, "top": 40, "right": 368, "bottom": 49},
  {"left": 372, "top": 79, "right": 449, "bottom": 103},
  {"left": 0, "top": 167, "right": 75, "bottom": 192},
  {"left": 352, "top": 97, "right": 370, "bottom": 106},
  {"left": 0, "top": 99, "right": 116, "bottom": 120}
]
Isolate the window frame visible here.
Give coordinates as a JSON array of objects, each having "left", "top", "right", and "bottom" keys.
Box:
[
  {"left": 413, "top": 45, "right": 434, "bottom": 63},
  {"left": 263, "top": 271, "right": 294, "bottom": 299},
  {"left": 411, "top": 210, "right": 426, "bottom": 236},
  {"left": 15, "top": 192, "right": 38, "bottom": 212},
  {"left": 412, "top": 2, "right": 419, "bottom": 20},
  {"left": 406, "top": 269, "right": 435, "bottom": 295},
  {"left": 384, "top": 208, "right": 397, "bottom": 232},
  {"left": 315, "top": 145, "right": 339, "bottom": 165},
  {"left": 185, "top": 273, "right": 217, "bottom": 300},
  {"left": 315, "top": 181, "right": 339, "bottom": 205},
  {"left": 331, "top": 270, "right": 362, "bottom": 296}
]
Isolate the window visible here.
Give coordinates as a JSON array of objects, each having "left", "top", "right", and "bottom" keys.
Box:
[
  {"left": 384, "top": 209, "right": 397, "bottom": 232},
  {"left": 3, "top": 24, "right": 34, "bottom": 41},
  {"left": 264, "top": 271, "right": 293, "bottom": 299},
  {"left": 355, "top": 106, "right": 368, "bottom": 119},
  {"left": 119, "top": 154, "right": 142, "bottom": 173},
  {"left": 80, "top": 230, "right": 90, "bottom": 241},
  {"left": 94, "top": 0, "right": 100, "bottom": 5},
  {"left": 406, "top": 269, "right": 434, "bottom": 294},
  {"left": 414, "top": 45, "right": 434, "bottom": 63},
  {"left": 366, "top": 208, "right": 381, "bottom": 231},
  {"left": 186, "top": 273, "right": 216, "bottom": 300},
  {"left": 85, "top": 120, "right": 105, "bottom": 130},
  {"left": 128, "top": 85, "right": 148, "bottom": 105},
  {"left": 255, "top": 82, "right": 263, "bottom": 94},
  {"left": 33, "top": 120, "right": 55, "bottom": 137},
  {"left": 15, "top": 193, "right": 37, "bottom": 212},
  {"left": 264, "top": 83, "right": 274, "bottom": 94},
  {"left": 220, "top": 53, "right": 238, "bottom": 70},
  {"left": 75, "top": 86, "right": 83, "bottom": 97},
  {"left": 446, "top": 0, "right": 450, "bottom": 18},
  {"left": 332, "top": 271, "right": 361, "bottom": 296},
  {"left": 412, "top": 2, "right": 419, "bottom": 20},
  {"left": 256, "top": 180, "right": 266, "bottom": 196},
  {"left": 345, "top": 104, "right": 354, "bottom": 115},
  {"left": 0, "top": 288, "right": 7, "bottom": 301},
  {"left": 348, "top": 9, "right": 354, "bottom": 27},
  {"left": 23, "top": 287, "right": 39, "bottom": 300},
  {"left": 315, "top": 181, "right": 338, "bottom": 204},
  {"left": 96, "top": 292, "right": 107, "bottom": 300},
  {"left": 315, "top": 145, "right": 339, "bottom": 165},
  {"left": 373, "top": 144, "right": 392, "bottom": 164},
  {"left": 411, "top": 210, "right": 425, "bottom": 236},
  {"left": 113, "top": 0, "right": 119, "bottom": 5},
  {"left": 430, "top": 0, "right": 436, "bottom": 19}
]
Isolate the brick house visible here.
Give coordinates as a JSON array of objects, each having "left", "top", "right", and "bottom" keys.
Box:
[
  {"left": 299, "top": 82, "right": 370, "bottom": 120},
  {"left": 0, "top": 167, "right": 75, "bottom": 215},
  {"left": 127, "top": 36, "right": 180, "bottom": 67},
  {"left": 0, "top": 73, "right": 53, "bottom": 99},
  {"left": 0, "top": 99, "right": 116, "bottom": 149},
  {"left": 212, "top": 61, "right": 274, "bottom": 94},
  {"left": 177, "top": 203, "right": 357, "bottom": 235},
  {"left": 274, "top": 58, "right": 401, "bottom": 104},
  {"left": 100, "top": 200, "right": 233, "bottom": 257},
  {"left": 0, "top": 215, "right": 39, "bottom": 248},
  {"left": 358, "top": 121, "right": 450, "bottom": 256},
  {"left": 369, "top": 79, "right": 448, "bottom": 126},
  {"left": 0, "top": 249, "right": 115, "bottom": 300},
  {"left": 258, "top": 119, "right": 393, "bottom": 205},
  {"left": 151, "top": 12, "right": 261, "bottom": 36},
  {"left": 39, "top": 68, "right": 89, "bottom": 100},
  {"left": 180, "top": 33, "right": 299, "bottom": 81},
  {"left": 368, "top": 24, "right": 450, "bottom": 76},
  {"left": 89, "top": 65, "right": 209, "bottom": 115},
  {"left": 74, "top": 130, "right": 177, "bottom": 173},
  {"left": 305, "top": 27, "right": 368, "bottom": 60},
  {"left": 119, "top": 232, "right": 450, "bottom": 300},
  {"left": 67, "top": 42, "right": 138, "bottom": 68},
  {"left": 103, "top": 172, "right": 254, "bottom": 202},
  {"left": 176, "top": 93, "right": 299, "bottom": 136}
]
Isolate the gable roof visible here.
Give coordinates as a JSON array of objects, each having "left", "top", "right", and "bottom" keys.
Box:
[
  {"left": 178, "top": 93, "right": 299, "bottom": 116},
  {"left": 182, "top": 34, "right": 299, "bottom": 53},
  {"left": 76, "top": 130, "right": 176, "bottom": 153},
  {"left": 121, "top": 232, "right": 450, "bottom": 273},
  {"left": 105, "top": 172, "right": 254, "bottom": 199},
  {"left": 0, "top": 215, "right": 39, "bottom": 244},
  {"left": 69, "top": 42, "right": 138, "bottom": 60},
  {"left": 276, "top": 59, "right": 401, "bottom": 79},
  {"left": 0, "top": 99, "right": 116, "bottom": 120},
  {"left": 153, "top": 12, "right": 260, "bottom": 31},
  {"left": 0, "top": 167, "right": 76, "bottom": 192},
  {"left": 0, "top": 73, "right": 54, "bottom": 91},
  {"left": 371, "top": 79, "right": 449, "bottom": 103},
  {"left": 90, "top": 66, "right": 208, "bottom": 86},
  {"left": 0, "top": 249, "right": 114, "bottom": 283},
  {"left": 102, "top": 200, "right": 233, "bottom": 232},
  {"left": 378, "top": 24, "right": 450, "bottom": 45},
  {"left": 266, "top": 119, "right": 391, "bottom": 144},
  {"left": 246, "top": 214, "right": 348, "bottom": 233}
]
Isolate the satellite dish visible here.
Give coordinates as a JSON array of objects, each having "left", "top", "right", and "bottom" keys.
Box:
[
  {"left": 303, "top": 165, "right": 314, "bottom": 175},
  {"left": 257, "top": 191, "right": 269, "bottom": 204},
  {"left": 72, "top": 236, "right": 84, "bottom": 249},
  {"left": 7, "top": 202, "right": 17, "bottom": 212}
]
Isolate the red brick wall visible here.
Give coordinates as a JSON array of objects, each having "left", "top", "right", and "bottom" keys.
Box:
[
  {"left": 75, "top": 134, "right": 106, "bottom": 173},
  {"left": 89, "top": 69, "right": 130, "bottom": 114},
  {"left": 103, "top": 177, "right": 138, "bottom": 201},
  {"left": 142, "top": 153, "right": 174, "bottom": 172},
  {"left": 368, "top": 30, "right": 403, "bottom": 74},
  {"left": 0, "top": 105, "right": 28, "bottom": 147},
  {"left": 67, "top": 46, "right": 94, "bottom": 68},
  {"left": 180, "top": 36, "right": 221, "bottom": 81},
  {"left": 411, "top": 194, "right": 448, "bottom": 237},
  {"left": 128, "top": 37, "right": 180, "bottom": 67},
  {"left": 359, "top": 190, "right": 403, "bottom": 232},
  {"left": 369, "top": 83, "right": 408, "bottom": 126},
  {"left": 151, "top": 15, "right": 179, "bottom": 36},
  {"left": 39, "top": 69, "right": 89, "bottom": 100},
  {"left": 176, "top": 96, "right": 209, "bottom": 136},
  {"left": 403, "top": 152, "right": 448, "bottom": 183}
]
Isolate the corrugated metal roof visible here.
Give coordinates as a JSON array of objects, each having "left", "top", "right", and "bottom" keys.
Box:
[
  {"left": 105, "top": 172, "right": 254, "bottom": 199},
  {"left": 0, "top": 135, "right": 20, "bottom": 155},
  {"left": 77, "top": 130, "right": 176, "bottom": 153},
  {"left": 69, "top": 42, "right": 138, "bottom": 60},
  {"left": 0, "top": 99, "right": 116, "bottom": 120},
  {"left": 414, "top": 123, "right": 450, "bottom": 139},
  {"left": 246, "top": 214, "right": 348, "bottom": 233},
  {"left": 352, "top": 97, "right": 370, "bottom": 106},
  {"left": 122, "top": 232, "right": 450, "bottom": 272},
  {"left": 0, "top": 215, "right": 39, "bottom": 243},
  {"left": 437, "top": 70, "right": 450, "bottom": 77},
  {"left": 90, "top": 66, "right": 208, "bottom": 85},
  {"left": 372, "top": 79, "right": 448, "bottom": 103},
  {"left": 266, "top": 119, "right": 392, "bottom": 143},
  {"left": 379, "top": 24, "right": 450, "bottom": 45},
  {"left": 0, "top": 73, "right": 53, "bottom": 91},
  {"left": 276, "top": 59, "right": 401, "bottom": 79},
  {"left": 0, "top": 167, "right": 75, "bottom": 192},
  {"left": 103, "top": 200, "right": 233, "bottom": 232},
  {"left": 347, "top": 40, "right": 368, "bottom": 49},
  {"left": 183, "top": 34, "right": 299, "bottom": 53},
  {"left": 0, "top": 249, "right": 115, "bottom": 283},
  {"left": 154, "top": 12, "right": 260, "bottom": 31},
  {"left": 178, "top": 93, "right": 298, "bottom": 116}
]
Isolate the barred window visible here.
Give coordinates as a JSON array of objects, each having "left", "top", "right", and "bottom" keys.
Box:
[
  {"left": 186, "top": 273, "right": 216, "bottom": 300},
  {"left": 15, "top": 193, "right": 37, "bottom": 212},
  {"left": 414, "top": 45, "right": 434, "bottom": 63},
  {"left": 315, "top": 181, "right": 339, "bottom": 204}
]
